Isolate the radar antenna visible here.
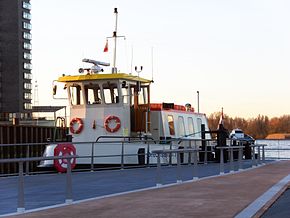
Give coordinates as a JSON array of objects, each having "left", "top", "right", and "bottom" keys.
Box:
[{"left": 79, "top": 58, "right": 110, "bottom": 74}]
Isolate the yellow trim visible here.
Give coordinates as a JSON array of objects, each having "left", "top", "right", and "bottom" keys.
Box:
[{"left": 57, "top": 73, "right": 152, "bottom": 83}]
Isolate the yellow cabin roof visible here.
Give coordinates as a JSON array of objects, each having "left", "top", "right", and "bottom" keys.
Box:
[{"left": 57, "top": 73, "right": 152, "bottom": 84}]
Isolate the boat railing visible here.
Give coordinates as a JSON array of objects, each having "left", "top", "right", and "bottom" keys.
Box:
[{"left": 95, "top": 135, "right": 157, "bottom": 144}]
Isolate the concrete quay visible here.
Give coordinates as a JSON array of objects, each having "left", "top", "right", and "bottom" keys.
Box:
[{"left": 4, "top": 160, "right": 290, "bottom": 218}]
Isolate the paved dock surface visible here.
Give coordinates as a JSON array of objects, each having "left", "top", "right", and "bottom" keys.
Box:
[{"left": 2, "top": 160, "right": 290, "bottom": 217}]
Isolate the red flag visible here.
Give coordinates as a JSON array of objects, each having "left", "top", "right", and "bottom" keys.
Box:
[{"left": 103, "top": 40, "right": 108, "bottom": 52}]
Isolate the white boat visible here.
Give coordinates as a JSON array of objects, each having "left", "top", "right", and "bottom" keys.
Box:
[{"left": 40, "top": 8, "right": 211, "bottom": 172}]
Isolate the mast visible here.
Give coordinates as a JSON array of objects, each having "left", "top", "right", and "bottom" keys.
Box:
[
  {"left": 112, "top": 8, "right": 118, "bottom": 74},
  {"left": 107, "top": 8, "right": 125, "bottom": 74}
]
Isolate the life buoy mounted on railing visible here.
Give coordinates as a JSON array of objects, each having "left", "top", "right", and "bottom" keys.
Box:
[
  {"left": 54, "top": 143, "right": 76, "bottom": 173},
  {"left": 104, "top": 115, "right": 121, "bottom": 133},
  {"left": 69, "top": 117, "right": 84, "bottom": 134}
]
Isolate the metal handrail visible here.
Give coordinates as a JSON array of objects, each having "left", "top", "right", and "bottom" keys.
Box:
[
  {"left": 0, "top": 155, "right": 79, "bottom": 164},
  {"left": 0, "top": 141, "right": 269, "bottom": 214},
  {"left": 1, "top": 154, "right": 77, "bottom": 213}
]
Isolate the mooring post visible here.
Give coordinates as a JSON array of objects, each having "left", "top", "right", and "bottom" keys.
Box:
[{"left": 17, "top": 161, "right": 25, "bottom": 213}]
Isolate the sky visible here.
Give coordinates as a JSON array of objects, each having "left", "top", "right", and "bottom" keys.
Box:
[{"left": 30, "top": 0, "right": 290, "bottom": 118}]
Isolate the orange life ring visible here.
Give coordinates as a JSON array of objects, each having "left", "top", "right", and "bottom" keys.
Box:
[
  {"left": 69, "top": 117, "right": 84, "bottom": 134},
  {"left": 104, "top": 115, "right": 121, "bottom": 133},
  {"left": 54, "top": 143, "right": 76, "bottom": 173}
]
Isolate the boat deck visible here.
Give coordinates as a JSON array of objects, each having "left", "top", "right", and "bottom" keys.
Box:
[{"left": 2, "top": 160, "right": 290, "bottom": 217}]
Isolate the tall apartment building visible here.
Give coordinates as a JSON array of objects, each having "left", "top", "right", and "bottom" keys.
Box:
[{"left": 0, "top": 0, "right": 32, "bottom": 120}]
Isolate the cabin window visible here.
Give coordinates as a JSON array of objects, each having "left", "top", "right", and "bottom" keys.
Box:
[
  {"left": 121, "top": 81, "right": 130, "bottom": 104},
  {"left": 168, "top": 115, "right": 175, "bottom": 136},
  {"left": 130, "top": 85, "right": 149, "bottom": 106},
  {"left": 197, "top": 118, "right": 202, "bottom": 137},
  {"left": 70, "top": 84, "right": 84, "bottom": 105},
  {"left": 188, "top": 117, "right": 195, "bottom": 135},
  {"left": 102, "top": 82, "right": 119, "bottom": 104},
  {"left": 130, "top": 87, "right": 136, "bottom": 106},
  {"left": 178, "top": 116, "right": 185, "bottom": 137},
  {"left": 138, "top": 87, "right": 149, "bottom": 105},
  {"left": 121, "top": 87, "right": 129, "bottom": 104},
  {"left": 84, "top": 84, "right": 102, "bottom": 104}
]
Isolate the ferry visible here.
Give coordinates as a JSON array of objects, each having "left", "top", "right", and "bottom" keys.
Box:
[{"left": 40, "top": 8, "right": 211, "bottom": 172}]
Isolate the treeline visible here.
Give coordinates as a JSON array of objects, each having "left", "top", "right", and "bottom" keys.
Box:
[{"left": 207, "top": 112, "right": 290, "bottom": 139}]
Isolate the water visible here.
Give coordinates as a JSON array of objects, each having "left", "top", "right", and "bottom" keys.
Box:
[{"left": 256, "top": 139, "right": 290, "bottom": 160}]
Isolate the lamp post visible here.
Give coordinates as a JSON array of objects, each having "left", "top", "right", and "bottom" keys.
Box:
[{"left": 197, "top": 91, "right": 199, "bottom": 113}]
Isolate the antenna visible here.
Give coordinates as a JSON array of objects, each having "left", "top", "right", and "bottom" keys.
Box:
[
  {"left": 130, "top": 46, "right": 133, "bottom": 75},
  {"left": 135, "top": 66, "right": 143, "bottom": 92},
  {"left": 151, "top": 47, "right": 154, "bottom": 82}
]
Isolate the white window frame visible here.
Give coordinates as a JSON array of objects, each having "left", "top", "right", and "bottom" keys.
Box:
[{"left": 22, "top": 2, "right": 31, "bottom": 10}]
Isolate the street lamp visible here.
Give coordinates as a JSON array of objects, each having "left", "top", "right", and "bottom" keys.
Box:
[{"left": 197, "top": 91, "right": 199, "bottom": 113}]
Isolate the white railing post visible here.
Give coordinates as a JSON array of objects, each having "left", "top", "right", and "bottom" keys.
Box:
[
  {"left": 204, "top": 140, "right": 208, "bottom": 164},
  {"left": 169, "top": 141, "right": 172, "bottom": 166},
  {"left": 229, "top": 147, "right": 234, "bottom": 173},
  {"left": 257, "top": 145, "right": 261, "bottom": 165},
  {"left": 25, "top": 146, "right": 30, "bottom": 175},
  {"left": 65, "top": 157, "right": 73, "bottom": 204},
  {"left": 156, "top": 153, "right": 162, "bottom": 187},
  {"left": 251, "top": 145, "right": 256, "bottom": 168},
  {"left": 17, "top": 161, "right": 25, "bottom": 213},
  {"left": 90, "top": 142, "right": 94, "bottom": 172},
  {"left": 146, "top": 141, "right": 150, "bottom": 167},
  {"left": 262, "top": 145, "right": 266, "bottom": 164},
  {"left": 193, "top": 149, "right": 198, "bottom": 180},
  {"left": 219, "top": 147, "right": 225, "bottom": 175},
  {"left": 238, "top": 146, "right": 243, "bottom": 171},
  {"left": 121, "top": 141, "right": 124, "bottom": 169},
  {"left": 176, "top": 151, "right": 182, "bottom": 183}
]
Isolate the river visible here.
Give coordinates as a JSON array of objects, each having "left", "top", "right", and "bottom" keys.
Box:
[{"left": 256, "top": 139, "right": 290, "bottom": 160}]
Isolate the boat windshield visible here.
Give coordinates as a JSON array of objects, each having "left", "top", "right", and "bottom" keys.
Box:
[
  {"left": 69, "top": 84, "right": 84, "bottom": 105},
  {"left": 84, "top": 83, "right": 102, "bottom": 104},
  {"left": 102, "top": 82, "right": 119, "bottom": 104}
]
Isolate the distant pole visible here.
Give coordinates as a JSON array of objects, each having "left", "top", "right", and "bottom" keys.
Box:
[{"left": 197, "top": 91, "right": 200, "bottom": 113}]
